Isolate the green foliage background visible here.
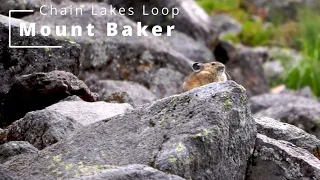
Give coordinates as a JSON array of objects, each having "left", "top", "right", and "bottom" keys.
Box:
[{"left": 196, "top": 0, "right": 320, "bottom": 97}]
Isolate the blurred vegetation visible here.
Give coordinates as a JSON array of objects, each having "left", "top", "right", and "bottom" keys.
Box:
[
  {"left": 285, "top": 10, "right": 320, "bottom": 97},
  {"left": 196, "top": 0, "right": 320, "bottom": 97}
]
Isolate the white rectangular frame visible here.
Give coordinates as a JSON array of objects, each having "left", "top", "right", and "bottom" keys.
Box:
[{"left": 9, "top": 10, "right": 62, "bottom": 48}]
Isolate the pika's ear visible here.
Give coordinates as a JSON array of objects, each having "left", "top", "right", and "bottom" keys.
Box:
[{"left": 192, "top": 62, "right": 203, "bottom": 72}]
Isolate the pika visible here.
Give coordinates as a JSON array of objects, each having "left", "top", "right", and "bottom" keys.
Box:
[{"left": 183, "top": 61, "right": 227, "bottom": 92}]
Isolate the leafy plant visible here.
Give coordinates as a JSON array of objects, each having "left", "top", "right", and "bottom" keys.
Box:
[{"left": 285, "top": 10, "right": 320, "bottom": 97}]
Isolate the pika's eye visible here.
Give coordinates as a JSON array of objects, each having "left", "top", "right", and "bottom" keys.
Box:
[
  {"left": 211, "top": 62, "right": 217, "bottom": 66},
  {"left": 192, "top": 62, "right": 203, "bottom": 72}
]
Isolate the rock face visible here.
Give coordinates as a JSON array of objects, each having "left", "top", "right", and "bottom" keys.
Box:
[
  {"left": 160, "top": 31, "right": 215, "bottom": 62},
  {"left": 104, "top": 92, "right": 136, "bottom": 107},
  {"left": 0, "top": 141, "right": 38, "bottom": 164},
  {"left": 1, "top": 81, "right": 257, "bottom": 180},
  {"left": 2, "top": 71, "right": 98, "bottom": 126},
  {"left": 255, "top": 117, "right": 320, "bottom": 154},
  {"left": 0, "top": 128, "right": 8, "bottom": 144},
  {"left": 250, "top": 93, "right": 320, "bottom": 138},
  {"left": 107, "top": 0, "right": 220, "bottom": 43},
  {"left": 247, "top": 134, "right": 320, "bottom": 180},
  {"left": 0, "top": 0, "right": 42, "bottom": 17},
  {"left": 90, "top": 80, "right": 157, "bottom": 106},
  {"left": 71, "top": 164, "right": 186, "bottom": 180},
  {"left": 7, "top": 101, "right": 132, "bottom": 149},
  {"left": 212, "top": 14, "right": 242, "bottom": 37},
  {"left": 23, "top": 2, "right": 194, "bottom": 99},
  {"left": 45, "top": 101, "right": 133, "bottom": 126},
  {"left": 226, "top": 46, "right": 269, "bottom": 96},
  {"left": 7, "top": 110, "right": 83, "bottom": 150},
  {"left": 0, "top": 15, "right": 81, "bottom": 125}
]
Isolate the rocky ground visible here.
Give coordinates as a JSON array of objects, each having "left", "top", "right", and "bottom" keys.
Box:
[{"left": 1, "top": 0, "right": 320, "bottom": 179}]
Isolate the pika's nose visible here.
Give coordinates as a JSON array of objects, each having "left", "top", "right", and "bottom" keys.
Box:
[{"left": 217, "top": 64, "right": 225, "bottom": 71}]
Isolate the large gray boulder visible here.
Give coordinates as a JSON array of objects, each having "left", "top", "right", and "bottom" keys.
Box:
[
  {"left": 160, "top": 31, "right": 215, "bottom": 62},
  {"left": 107, "top": 0, "right": 220, "bottom": 43},
  {"left": 0, "top": 15, "right": 81, "bottom": 125},
  {"left": 226, "top": 46, "right": 269, "bottom": 96},
  {"left": 255, "top": 117, "right": 320, "bottom": 154},
  {"left": 0, "top": 141, "right": 38, "bottom": 164},
  {"left": 23, "top": 2, "right": 194, "bottom": 99},
  {"left": 7, "top": 110, "right": 83, "bottom": 150},
  {"left": 211, "top": 14, "right": 242, "bottom": 37},
  {"left": 70, "top": 164, "right": 186, "bottom": 180},
  {"left": 0, "top": 0, "right": 42, "bottom": 17},
  {"left": 250, "top": 93, "right": 320, "bottom": 138},
  {"left": 247, "top": 134, "right": 320, "bottom": 180},
  {"left": 1, "top": 81, "right": 257, "bottom": 180},
  {"left": 7, "top": 101, "right": 132, "bottom": 149},
  {"left": 45, "top": 101, "right": 133, "bottom": 126},
  {"left": 90, "top": 80, "right": 157, "bottom": 106},
  {"left": 2, "top": 71, "right": 98, "bottom": 126},
  {"left": 0, "top": 167, "right": 16, "bottom": 180},
  {"left": 249, "top": 93, "right": 316, "bottom": 113}
]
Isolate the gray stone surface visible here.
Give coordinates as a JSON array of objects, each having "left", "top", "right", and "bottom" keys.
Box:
[
  {"left": 247, "top": 134, "right": 320, "bottom": 180},
  {"left": 160, "top": 31, "right": 215, "bottom": 62},
  {"left": 250, "top": 93, "right": 320, "bottom": 138},
  {"left": 0, "top": 141, "right": 38, "bottom": 164},
  {"left": 45, "top": 101, "right": 133, "bottom": 126},
  {"left": 227, "top": 46, "right": 269, "bottom": 96},
  {"left": 107, "top": 0, "right": 220, "bottom": 43},
  {"left": 212, "top": 14, "right": 242, "bottom": 36},
  {"left": 104, "top": 92, "right": 136, "bottom": 107},
  {"left": 7, "top": 110, "right": 83, "bottom": 150},
  {"left": 0, "top": 0, "right": 42, "bottom": 17},
  {"left": 0, "top": 14, "right": 81, "bottom": 125},
  {"left": 2, "top": 71, "right": 98, "bottom": 125},
  {"left": 90, "top": 80, "right": 157, "bottom": 106},
  {"left": 70, "top": 164, "right": 186, "bottom": 180},
  {"left": 150, "top": 68, "right": 185, "bottom": 98},
  {"left": 255, "top": 117, "right": 320, "bottom": 154},
  {"left": 7, "top": 101, "right": 132, "bottom": 149},
  {"left": 1, "top": 81, "right": 257, "bottom": 180},
  {"left": 23, "top": 2, "right": 194, "bottom": 99}
]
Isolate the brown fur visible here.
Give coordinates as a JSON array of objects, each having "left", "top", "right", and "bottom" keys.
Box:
[{"left": 183, "top": 62, "right": 227, "bottom": 92}]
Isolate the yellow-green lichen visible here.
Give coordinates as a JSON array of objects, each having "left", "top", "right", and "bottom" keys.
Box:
[
  {"left": 239, "top": 85, "right": 246, "bottom": 92},
  {"left": 223, "top": 95, "right": 232, "bottom": 111},
  {"left": 65, "top": 163, "right": 74, "bottom": 170},
  {"left": 195, "top": 129, "right": 211, "bottom": 141},
  {"left": 169, "top": 155, "right": 177, "bottom": 164},
  {"left": 176, "top": 142, "right": 183, "bottom": 153},
  {"left": 158, "top": 118, "right": 166, "bottom": 126},
  {"left": 203, "top": 129, "right": 209, "bottom": 135},
  {"left": 44, "top": 47, "right": 53, "bottom": 57},
  {"left": 240, "top": 94, "right": 246, "bottom": 105},
  {"left": 53, "top": 155, "right": 62, "bottom": 163}
]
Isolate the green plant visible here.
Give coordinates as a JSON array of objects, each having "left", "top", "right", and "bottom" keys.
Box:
[
  {"left": 196, "top": 0, "right": 239, "bottom": 13},
  {"left": 285, "top": 10, "right": 320, "bottom": 97}
]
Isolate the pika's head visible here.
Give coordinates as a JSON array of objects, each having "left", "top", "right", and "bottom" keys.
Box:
[{"left": 192, "top": 61, "right": 226, "bottom": 76}]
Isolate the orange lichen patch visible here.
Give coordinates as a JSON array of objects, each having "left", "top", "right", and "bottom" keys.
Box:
[
  {"left": 312, "top": 146, "right": 320, "bottom": 160},
  {"left": 120, "top": 65, "right": 131, "bottom": 80}
]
